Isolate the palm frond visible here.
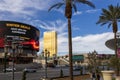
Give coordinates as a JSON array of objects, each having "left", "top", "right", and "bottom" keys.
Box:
[
  {"left": 100, "top": 22, "right": 108, "bottom": 26},
  {"left": 72, "top": 3, "right": 77, "bottom": 12},
  {"left": 109, "top": 5, "right": 118, "bottom": 19},
  {"left": 108, "top": 23, "right": 112, "bottom": 28},
  {"left": 96, "top": 3, "right": 120, "bottom": 39},
  {"left": 97, "top": 20, "right": 110, "bottom": 26},
  {"left": 109, "top": 5, "right": 114, "bottom": 13},
  {"left": 48, "top": 2, "right": 64, "bottom": 12},
  {"left": 101, "top": 9, "right": 112, "bottom": 19},
  {"left": 96, "top": 15, "right": 110, "bottom": 24},
  {"left": 76, "top": 0, "right": 95, "bottom": 8}
]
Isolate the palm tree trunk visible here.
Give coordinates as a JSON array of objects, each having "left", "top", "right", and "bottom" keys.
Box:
[
  {"left": 114, "top": 32, "right": 120, "bottom": 76},
  {"left": 115, "top": 32, "right": 117, "bottom": 58},
  {"left": 68, "top": 18, "right": 73, "bottom": 80}
]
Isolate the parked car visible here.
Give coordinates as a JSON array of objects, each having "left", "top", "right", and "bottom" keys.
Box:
[
  {"left": 23, "top": 68, "right": 37, "bottom": 73},
  {"left": 3, "top": 67, "right": 16, "bottom": 72}
]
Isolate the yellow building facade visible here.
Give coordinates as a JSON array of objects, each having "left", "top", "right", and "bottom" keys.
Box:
[{"left": 43, "top": 31, "right": 57, "bottom": 57}]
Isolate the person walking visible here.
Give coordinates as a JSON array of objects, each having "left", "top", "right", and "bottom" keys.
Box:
[
  {"left": 97, "top": 73, "right": 100, "bottom": 80},
  {"left": 92, "top": 72, "right": 96, "bottom": 80}
]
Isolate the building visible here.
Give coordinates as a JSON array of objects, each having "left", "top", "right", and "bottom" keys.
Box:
[
  {"left": 43, "top": 31, "right": 57, "bottom": 57},
  {"left": 0, "top": 21, "right": 40, "bottom": 64}
]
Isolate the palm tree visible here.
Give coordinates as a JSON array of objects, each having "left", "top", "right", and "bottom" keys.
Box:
[
  {"left": 96, "top": 4, "right": 120, "bottom": 76},
  {"left": 49, "top": 0, "right": 95, "bottom": 80}
]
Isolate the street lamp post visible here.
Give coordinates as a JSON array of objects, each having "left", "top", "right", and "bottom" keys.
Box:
[
  {"left": 4, "top": 45, "right": 9, "bottom": 73},
  {"left": 4, "top": 35, "right": 8, "bottom": 73},
  {"left": 12, "top": 42, "right": 17, "bottom": 80},
  {"left": 42, "top": 49, "right": 50, "bottom": 79}
]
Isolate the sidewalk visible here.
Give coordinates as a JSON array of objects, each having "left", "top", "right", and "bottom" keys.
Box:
[
  {"left": 51, "top": 74, "right": 91, "bottom": 80},
  {"left": 85, "top": 77, "right": 103, "bottom": 80}
]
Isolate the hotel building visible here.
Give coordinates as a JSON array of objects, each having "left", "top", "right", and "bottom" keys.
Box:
[{"left": 43, "top": 31, "right": 57, "bottom": 57}]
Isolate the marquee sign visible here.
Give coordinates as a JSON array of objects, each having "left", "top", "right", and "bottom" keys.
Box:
[{"left": 0, "top": 21, "right": 40, "bottom": 51}]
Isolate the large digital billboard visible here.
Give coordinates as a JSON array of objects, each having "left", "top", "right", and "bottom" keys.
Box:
[{"left": 0, "top": 21, "right": 40, "bottom": 51}]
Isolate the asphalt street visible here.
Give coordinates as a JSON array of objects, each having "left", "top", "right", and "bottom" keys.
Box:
[{"left": 0, "top": 67, "right": 81, "bottom": 80}]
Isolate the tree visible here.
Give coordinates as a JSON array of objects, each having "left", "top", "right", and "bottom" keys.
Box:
[
  {"left": 87, "top": 51, "right": 101, "bottom": 74},
  {"left": 48, "top": 0, "right": 95, "bottom": 80},
  {"left": 96, "top": 4, "right": 120, "bottom": 58},
  {"left": 96, "top": 4, "right": 120, "bottom": 76}
]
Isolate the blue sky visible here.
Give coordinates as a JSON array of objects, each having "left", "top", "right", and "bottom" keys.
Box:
[{"left": 0, "top": 0, "right": 120, "bottom": 55}]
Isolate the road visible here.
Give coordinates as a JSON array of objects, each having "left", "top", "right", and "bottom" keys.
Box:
[{"left": 0, "top": 67, "right": 82, "bottom": 80}]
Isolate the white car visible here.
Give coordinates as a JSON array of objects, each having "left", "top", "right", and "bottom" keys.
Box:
[{"left": 3, "top": 67, "right": 16, "bottom": 72}]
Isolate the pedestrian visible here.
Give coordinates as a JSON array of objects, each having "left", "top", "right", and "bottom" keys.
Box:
[
  {"left": 97, "top": 73, "right": 100, "bottom": 80},
  {"left": 92, "top": 72, "right": 96, "bottom": 80}
]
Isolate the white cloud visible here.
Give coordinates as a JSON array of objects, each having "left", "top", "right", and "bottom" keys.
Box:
[
  {"left": 86, "top": 9, "right": 100, "bottom": 13},
  {"left": 73, "top": 11, "right": 82, "bottom": 16},
  {"left": 72, "top": 9, "right": 99, "bottom": 16},
  {"left": 0, "top": 0, "right": 52, "bottom": 15},
  {"left": 33, "top": 19, "right": 68, "bottom": 33},
  {"left": 57, "top": 32, "right": 114, "bottom": 55}
]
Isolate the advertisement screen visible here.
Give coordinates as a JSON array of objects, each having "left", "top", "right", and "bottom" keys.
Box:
[{"left": 0, "top": 21, "right": 40, "bottom": 51}]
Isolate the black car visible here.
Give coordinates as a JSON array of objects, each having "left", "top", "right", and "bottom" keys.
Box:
[{"left": 23, "top": 68, "right": 37, "bottom": 73}]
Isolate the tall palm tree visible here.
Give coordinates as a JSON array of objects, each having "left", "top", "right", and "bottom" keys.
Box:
[
  {"left": 49, "top": 0, "right": 95, "bottom": 80},
  {"left": 97, "top": 4, "right": 120, "bottom": 57},
  {"left": 96, "top": 4, "right": 120, "bottom": 76}
]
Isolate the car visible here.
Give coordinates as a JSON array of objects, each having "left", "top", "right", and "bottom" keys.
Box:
[
  {"left": 3, "top": 67, "right": 16, "bottom": 72},
  {"left": 23, "top": 68, "right": 37, "bottom": 73}
]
